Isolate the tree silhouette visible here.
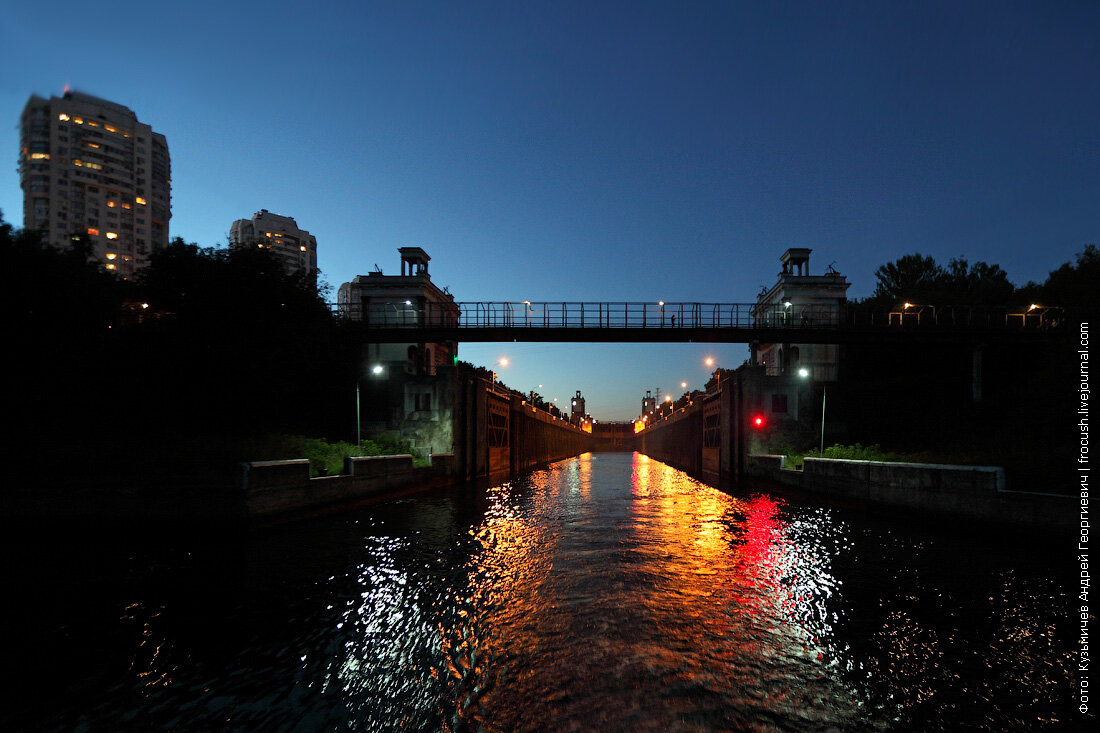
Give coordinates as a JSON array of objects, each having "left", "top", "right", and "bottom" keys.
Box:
[
  {"left": 1020, "top": 244, "right": 1100, "bottom": 310},
  {"left": 868, "top": 253, "right": 1016, "bottom": 306},
  {"left": 870, "top": 253, "right": 942, "bottom": 302}
]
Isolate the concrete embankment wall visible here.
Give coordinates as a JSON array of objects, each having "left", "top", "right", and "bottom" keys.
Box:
[
  {"left": 637, "top": 402, "right": 704, "bottom": 477},
  {"left": 242, "top": 454, "right": 455, "bottom": 517},
  {"left": 746, "top": 454, "right": 1072, "bottom": 530}
]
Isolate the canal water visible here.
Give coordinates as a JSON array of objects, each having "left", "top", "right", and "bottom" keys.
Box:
[{"left": 5, "top": 452, "right": 1076, "bottom": 731}]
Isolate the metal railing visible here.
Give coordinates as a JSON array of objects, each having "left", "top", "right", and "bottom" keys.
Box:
[
  {"left": 335, "top": 302, "right": 842, "bottom": 328},
  {"left": 332, "top": 300, "right": 1064, "bottom": 332}
]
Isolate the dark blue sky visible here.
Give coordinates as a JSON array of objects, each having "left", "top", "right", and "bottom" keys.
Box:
[{"left": 3, "top": 1, "right": 1097, "bottom": 419}]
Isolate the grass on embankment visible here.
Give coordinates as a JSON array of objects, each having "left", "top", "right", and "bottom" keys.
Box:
[
  {"left": 768, "top": 442, "right": 997, "bottom": 470},
  {"left": 238, "top": 434, "right": 428, "bottom": 477},
  {"left": 767, "top": 442, "right": 1075, "bottom": 495}
]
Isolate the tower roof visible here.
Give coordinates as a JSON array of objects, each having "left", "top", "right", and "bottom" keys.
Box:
[{"left": 398, "top": 247, "right": 431, "bottom": 265}]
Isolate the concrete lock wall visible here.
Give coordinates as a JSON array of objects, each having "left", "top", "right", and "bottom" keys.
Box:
[
  {"left": 452, "top": 375, "right": 591, "bottom": 480},
  {"left": 638, "top": 376, "right": 743, "bottom": 485},
  {"left": 638, "top": 402, "right": 705, "bottom": 477},
  {"left": 509, "top": 395, "right": 591, "bottom": 474}
]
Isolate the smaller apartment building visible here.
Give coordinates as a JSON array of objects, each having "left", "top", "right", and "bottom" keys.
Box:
[{"left": 229, "top": 209, "right": 317, "bottom": 277}]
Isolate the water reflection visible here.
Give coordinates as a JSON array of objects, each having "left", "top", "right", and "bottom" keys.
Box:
[
  {"left": 429, "top": 452, "right": 873, "bottom": 731},
  {"left": 1, "top": 452, "right": 1074, "bottom": 731}
]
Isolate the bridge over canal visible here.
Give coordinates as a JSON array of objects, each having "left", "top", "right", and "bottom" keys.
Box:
[{"left": 338, "top": 300, "right": 1065, "bottom": 345}]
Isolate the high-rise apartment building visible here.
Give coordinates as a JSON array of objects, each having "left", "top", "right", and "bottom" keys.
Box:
[
  {"left": 19, "top": 91, "right": 171, "bottom": 276},
  {"left": 228, "top": 209, "right": 318, "bottom": 277}
]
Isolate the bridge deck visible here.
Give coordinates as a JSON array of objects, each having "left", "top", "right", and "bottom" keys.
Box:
[{"left": 333, "top": 301, "right": 1064, "bottom": 344}]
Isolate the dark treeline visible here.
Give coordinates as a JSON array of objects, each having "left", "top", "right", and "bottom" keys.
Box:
[
  {"left": 860, "top": 248, "right": 1099, "bottom": 310},
  {"left": 842, "top": 249, "right": 1096, "bottom": 491},
  {"left": 2, "top": 212, "right": 358, "bottom": 486}
]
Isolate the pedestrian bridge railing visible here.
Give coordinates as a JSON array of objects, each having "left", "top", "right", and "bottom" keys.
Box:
[{"left": 332, "top": 300, "right": 1063, "bottom": 333}]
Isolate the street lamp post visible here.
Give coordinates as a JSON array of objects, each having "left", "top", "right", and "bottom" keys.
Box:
[{"left": 798, "top": 367, "right": 826, "bottom": 455}]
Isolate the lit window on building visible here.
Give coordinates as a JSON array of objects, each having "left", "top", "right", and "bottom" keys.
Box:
[
  {"left": 105, "top": 263, "right": 116, "bottom": 270},
  {"left": 31, "top": 153, "right": 50, "bottom": 160},
  {"left": 106, "top": 253, "right": 117, "bottom": 260},
  {"left": 58, "top": 113, "right": 70, "bottom": 121},
  {"left": 106, "top": 232, "right": 118, "bottom": 240},
  {"left": 87, "top": 228, "right": 99, "bottom": 236},
  {"left": 135, "top": 197, "right": 147, "bottom": 205}
]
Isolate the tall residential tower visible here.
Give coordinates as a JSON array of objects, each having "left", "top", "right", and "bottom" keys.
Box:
[{"left": 20, "top": 91, "right": 171, "bottom": 276}]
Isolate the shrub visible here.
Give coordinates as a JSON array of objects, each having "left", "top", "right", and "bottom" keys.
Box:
[{"left": 239, "top": 433, "right": 423, "bottom": 477}]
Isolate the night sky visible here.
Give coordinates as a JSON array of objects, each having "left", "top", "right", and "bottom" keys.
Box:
[{"left": 2, "top": 1, "right": 1097, "bottom": 420}]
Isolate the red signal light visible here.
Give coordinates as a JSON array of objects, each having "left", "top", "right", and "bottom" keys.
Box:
[{"left": 751, "top": 414, "right": 766, "bottom": 430}]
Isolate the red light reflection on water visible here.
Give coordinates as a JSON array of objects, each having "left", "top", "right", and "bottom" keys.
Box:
[{"left": 729, "top": 495, "right": 783, "bottom": 615}]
